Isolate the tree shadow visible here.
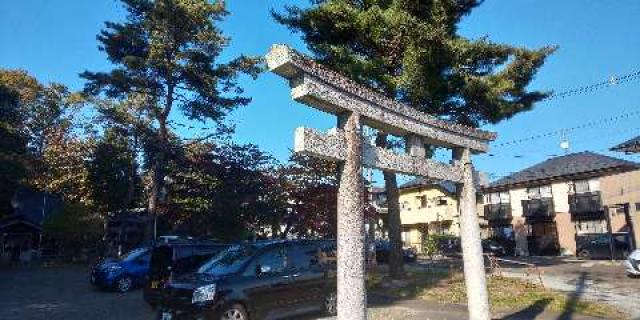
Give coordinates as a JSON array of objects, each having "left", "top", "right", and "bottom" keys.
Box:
[
  {"left": 500, "top": 298, "right": 552, "bottom": 320},
  {"left": 367, "top": 265, "right": 457, "bottom": 303},
  {"left": 557, "top": 271, "right": 588, "bottom": 320}
]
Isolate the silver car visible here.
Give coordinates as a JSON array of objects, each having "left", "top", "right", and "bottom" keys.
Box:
[{"left": 626, "top": 249, "right": 640, "bottom": 277}]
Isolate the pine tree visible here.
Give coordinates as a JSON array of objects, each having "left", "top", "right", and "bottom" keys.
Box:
[
  {"left": 82, "top": 0, "right": 261, "bottom": 215},
  {"left": 274, "top": 0, "right": 555, "bottom": 279},
  {"left": 88, "top": 127, "right": 140, "bottom": 213}
]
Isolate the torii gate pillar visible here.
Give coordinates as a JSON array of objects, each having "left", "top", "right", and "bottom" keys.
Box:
[
  {"left": 336, "top": 112, "right": 367, "bottom": 320},
  {"left": 454, "top": 147, "right": 490, "bottom": 320}
]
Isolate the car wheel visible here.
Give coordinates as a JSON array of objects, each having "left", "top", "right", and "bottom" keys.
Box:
[
  {"left": 578, "top": 249, "right": 591, "bottom": 259},
  {"left": 116, "top": 276, "right": 133, "bottom": 293},
  {"left": 220, "top": 304, "right": 248, "bottom": 320},
  {"left": 324, "top": 291, "right": 337, "bottom": 316}
]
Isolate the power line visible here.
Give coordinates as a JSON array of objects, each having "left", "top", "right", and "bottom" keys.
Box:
[
  {"left": 543, "top": 69, "right": 640, "bottom": 101},
  {"left": 486, "top": 126, "right": 640, "bottom": 159},
  {"left": 492, "top": 109, "right": 640, "bottom": 148}
]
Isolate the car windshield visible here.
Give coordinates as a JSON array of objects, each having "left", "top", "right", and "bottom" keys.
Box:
[
  {"left": 197, "top": 244, "right": 256, "bottom": 275},
  {"left": 122, "top": 248, "right": 148, "bottom": 262}
]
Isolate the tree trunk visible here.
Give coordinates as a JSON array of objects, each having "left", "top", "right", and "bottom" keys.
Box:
[
  {"left": 148, "top": 117, "right": 168, "bottom": 241},
  {"left": 149, "top": 84, "right": 173, "bottom": 220},
  {"left": 148, "top": 150, "right": 165, "bottom": 215},
  {"left": 124, "top": 149, "right": 136, "bottom": 210},
  {"left": 375, "top": 133, "right": 405, "bottom": 279}
]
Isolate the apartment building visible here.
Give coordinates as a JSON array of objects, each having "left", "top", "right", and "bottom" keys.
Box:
[{"left": 481, "top": 151, "right": 640, "bottom": 256}]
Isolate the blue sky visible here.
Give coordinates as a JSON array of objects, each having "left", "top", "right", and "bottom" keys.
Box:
[{"left": 2, "top": 0, "right": 640, "bottom": 184}]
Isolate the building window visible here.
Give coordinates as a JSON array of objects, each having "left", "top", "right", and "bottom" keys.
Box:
[
  {"left": 485, "top": 191, "right": 510, "bottom": 204},
  {"left": 575, "top": 219, "right": 606, "bottom": 234},
  {"left": 636, "top": 203, "right": 640, "bottom": 212},
  {"left": 527, "top": 185, "right": 552, "bottom": 199},
  {"left": 401, "top": 201, "right": 410, "bottom": 211},
  {"left": 571, "top": 179, "right": 600, "bottom": 194},
  {"left": 437, "top": 198, "right": 448, "bottom": 206},
  {"left": 492, "top": 226, "right": 514, "bottom": 240},
  {"left": 417, "top": 196, "right": 427, "bottom": 208}
]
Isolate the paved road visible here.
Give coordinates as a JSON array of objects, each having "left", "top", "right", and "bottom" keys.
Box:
[
  {"left": 0, "top": 261, "right": 623, "bottom": 320},
  {"left": 0, "top": 264, "right": 155, "bottom": 320},
  {"left": 497, "top": 257, "right": 640, "bottom": 319}
]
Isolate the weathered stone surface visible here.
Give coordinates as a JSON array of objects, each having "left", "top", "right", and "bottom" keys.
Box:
[
  {"left": 266, "top": 44, "right": 496, "bottom": 152},
  {"left": 291, "top": 75, "right": 490, "bottom": 152},
  {"left": 295, "top": 127, "right": 463, "bottom": 182},
  {"left": 454, "top": 148, "right": 491, "bottom": 320},
  {"left": 336, "top": 113, "right": 367, "bottom": 320}
]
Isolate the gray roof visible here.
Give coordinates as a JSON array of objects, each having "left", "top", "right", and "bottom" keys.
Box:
[
  {"left": 486, "top": 151, "right": 639, "bottom": 190},
  {"left": 400, "top": 177, "right": 457, "bottom": 194},
  {"left": 399, "top": 170, "right": 488, "bottom": 194},
  {"left": 611, "top": 136, "right": 640, "bottom": 153}
]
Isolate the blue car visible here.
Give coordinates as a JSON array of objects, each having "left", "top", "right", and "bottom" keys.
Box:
[{"left": 91, "top": 247, "right": 151, "bottom": 293}]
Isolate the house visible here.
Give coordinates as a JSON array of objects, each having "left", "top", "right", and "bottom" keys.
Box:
[
  {"left": 481, "top": 151, "right": 640, "bottom": 256},
  {"left": 0, "top": 189, "right": 62, "bottom": 262},
  {"left": 611, "top": 135, "right": 640, "bottom": 154},
  {"left": 396, "top": 172, "right": 490, "bottom": 253},
  {"left": 398, "top": 178, "right": 460, "bottom": 253}
]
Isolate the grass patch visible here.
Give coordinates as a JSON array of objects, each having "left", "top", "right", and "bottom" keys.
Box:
[{"left": 369, "top": 269, "right": 626, "bottom": 319}]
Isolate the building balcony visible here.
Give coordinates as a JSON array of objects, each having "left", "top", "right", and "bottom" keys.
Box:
[
  {"left": 522, "top": 198, "right": 555, "bottom": 219},
  {"left": 569, "top": 191, "right": 604, "bottom": 219},
  {"left": 483, "top": 203, "right": 512, "bottom": 222}
]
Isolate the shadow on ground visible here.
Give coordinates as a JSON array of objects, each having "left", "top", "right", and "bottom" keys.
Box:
[{"left": 500, "top": 298, "right": 552, "bottom": 320}]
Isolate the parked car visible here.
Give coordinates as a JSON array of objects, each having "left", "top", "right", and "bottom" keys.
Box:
[
  {"left": 482, "top": 239, "right": 507, "bottom": 257},
  {"left": 437, "top": 236, "right": 461, "bottom": 257},
  {"left": 157, "top": 239, "right": 337, "bottom": 320},
  {"left": 91, "top": 247, "right": 151, "bottom": 293},
  {"left": 374, "top": 240, "right": 417, "bottom": 263},
  {"left": 144, "top": 240, "right": 229, "bottom": 307},
  {"left": 576, "top": 233, "right": 631, "bottom": 260},
  {"left": 436, "top": 237, "right": 508, "bottom": 257},
  {"left": 625, "top": 249, "right": 640, "bottom": 277}
]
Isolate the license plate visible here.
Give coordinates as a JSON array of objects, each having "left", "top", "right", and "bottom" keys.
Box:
[
  {"left": 161, "top": 312, "right": 172, "bottom": 320},
  {"left": 150, "top": 281, "right": 159, "bottom": 289}
]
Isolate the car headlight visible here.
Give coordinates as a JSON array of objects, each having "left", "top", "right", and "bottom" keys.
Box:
[{"left": 192, "top": 284, "right": 216, "bottom": 304}]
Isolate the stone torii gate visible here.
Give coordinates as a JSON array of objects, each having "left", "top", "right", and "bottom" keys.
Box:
[{"left": 266, "top": 44, "right": 497, "bottom": 320}]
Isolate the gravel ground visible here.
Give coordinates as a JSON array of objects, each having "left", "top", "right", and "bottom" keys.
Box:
[{"left": 0, "top": 264, "right": 155, "bottom": 320}]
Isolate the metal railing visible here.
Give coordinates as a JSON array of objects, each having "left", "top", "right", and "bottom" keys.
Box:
[
  {"left": 483, "top": 203, "right": 512, "bottom": 221},
  {"left": 522, "top": 198, "right": 555, "bottom": 218},
  {"left": 569, "top": 191, "right": 603, "bottom": 215}
]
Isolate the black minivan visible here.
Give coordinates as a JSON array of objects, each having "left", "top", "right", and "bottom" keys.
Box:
[
  {"left": 144, "top": 240, "right": 229, "bottom": 307},
  {"left": 157, "top": 239, "right": 337, "bottom": 320}
]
